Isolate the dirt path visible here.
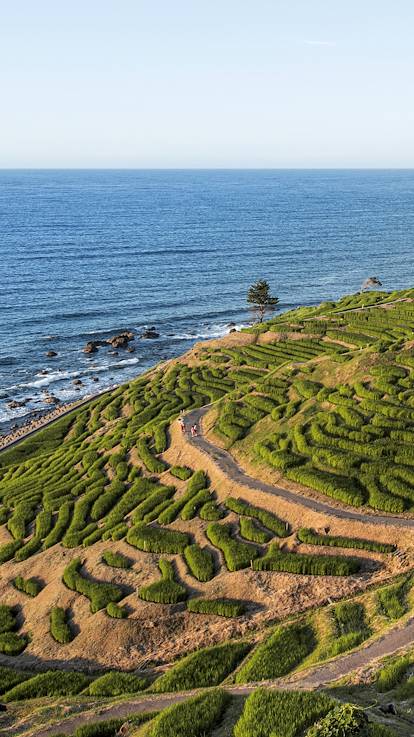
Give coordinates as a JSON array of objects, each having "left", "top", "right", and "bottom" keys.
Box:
[
  {"left": 184, "top": 406, "right": 414, "bottom": 530},
  {"left": 24, "top": 613, "right": 414, "bottom": 737}
]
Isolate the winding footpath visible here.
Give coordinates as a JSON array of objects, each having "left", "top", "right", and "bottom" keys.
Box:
[{"left": 185, "top": 405, "right": 414, "bottom": 530}]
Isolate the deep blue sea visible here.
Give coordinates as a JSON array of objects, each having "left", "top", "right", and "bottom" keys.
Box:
[{"left": 1, "top": 169, "right": 414, "bottom": 429}]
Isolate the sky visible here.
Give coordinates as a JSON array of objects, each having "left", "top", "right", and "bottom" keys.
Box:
[{"left": 1, "top": 1, "right": 413, "bottom": 168}]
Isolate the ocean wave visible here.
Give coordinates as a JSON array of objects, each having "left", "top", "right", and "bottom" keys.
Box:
[{"left": 171, "top": 323, "right": 248, "bottom": 341}]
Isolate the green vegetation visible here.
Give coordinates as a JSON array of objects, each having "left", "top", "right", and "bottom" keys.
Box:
[
  {"left": 62, "top": 558, "right": 124, "bottom": 613},
  {"left": 147, "top": 689, "right": 230, "bottom": 737},
  {"left": 234, "top": 688, "right": 334, "bottom": 737},
  {"left": 170, "top": 465, "right": 192, "bottom": 480},
  {"left": 183, "top": 544, "right": 215, "bottom": 581},
  {"left": 239, "top": 516, "right": 272, "bottom": 543},
  {"left": 13, "top": 575, "right": 42, "bottom": 597},
  {"left": 101, "top": 549, "right": 132, "bottom": 568},
  {"left": 87, "top": 671, "right": 148, "bottom": 696},
  {"left": 326, "top": 601, "right": 370, "bottom": 657},
  {"left": 377, "top": 579, "right": 409, "bottom": 620},
  {"left": 376, "top": 655, "right": 411, "bottom": 692},
  {"left": 3, "top": 671, "right": 91, "bottom": 701},
  {"left": 50, "top": 607, "right": 73, "bottom": 644},
  {"left": 138, "top": 559, "right": 187, "bottom": 604},
  {"left": 73, "top": 713, "right": 156, "bottom": 737},
  {"left": 236, "top": 622, "right": 315, "bottom": 683},
  {"left": 0, "top": 604, "right": 27, "bottom": 655},
  {"left": 152, "top": 641, "right": 250, "bottom": 692},
  {"left": 127, "top": 523, "right": 190, "bottom": 554},
  {"left": 224, "top": 497, "right": 289, "bottom": 537},
  {"left": 297, "top": 528, "right": 395, "bottom": 554},
  {"left": 187, "top": 598, "right": 246, "bottom": 617},
  {"left": 106, "top": 602, "right": 128, "bottom": 618},
  {"left": 206, "top": 522, "right": 259, "bottom": 571},
  {"left": 0, "top": 666, "right": 33, "bottom": 695},
  {"left": 253, "top": 544, "right": 361, "bottom": 576}
]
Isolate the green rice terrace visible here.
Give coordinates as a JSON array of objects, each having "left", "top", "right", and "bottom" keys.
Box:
[{"left": 3, "top": 288, "right": 414, "bottom": 735}]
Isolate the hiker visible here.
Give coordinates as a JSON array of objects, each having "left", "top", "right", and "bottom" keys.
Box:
[
  {"left": 192, "top": 423, "right": 198, "bottom": 437},
  {"left": 179, "top": 417, "right": 185, "bottom": 433}
]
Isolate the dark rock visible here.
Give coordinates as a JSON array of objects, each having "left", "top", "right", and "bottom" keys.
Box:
[
  {"left": 72, "top": 379, "right": 83, "bottom": 386},
  {"left": 141, "top": 328, "right": 160, "bottom": 339},
  {"left": 0, "top": 704, "right": 6, "bottom": 712},
  {"left": 380, "top": 703, "right": 397, "bottom": 716},
  {"left": 109, "top": 350, "right": 119, "bottom": 356},
  {"left": 39, "top": 369, "right": 50, "bottom": 375},
  {"left": 84, "top": 342, "right": 99, "bottom": 354},
  {"left": 92, "top": 377, "right": 100, "bottom": 382},
  {"left": 127, "top": 347, "right": 135, "bottom": 353},
  {"left": 227, "top": 322, "right": 236, "bottom": 327},
  {"left": 44, "top": 395, "right": 60, "bottom": 404},
  {"left": 7, "top": 400, "right": 27, "bottom": 409},
  {"left": 107, "top": 331, "right": 135, "bottom": 349},
  {"left": 229, "top": 328, "right": 237, "bottom": 333},
  {"left": 46, "top": 350, "right": 57, "bottom": 358}
]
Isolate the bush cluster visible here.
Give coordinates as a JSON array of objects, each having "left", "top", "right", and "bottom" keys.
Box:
[
  {"left": 184, "top": 544, "right": 215, "bottom": 582},
  {"left": 253, "top": 544, "right": 361, "bottom": 576},
  {"left": 297, "top": 528, "right": 395, "bottom": 554},
  {"left": 13, "top": 575, "right": 42, "bottom": 597},
  {"left": 187, "top": 598, "right": 246, "bottom": 617},
  {"left": 206, "top": 522, "right": 259, "bottom": 571},
  {"left": 127, "top": 523, "right": 190, "bottom": 554},
  {"left": 62, "top": 558, "right": 124, "bottom": 613},
  {"left": 224, "top": 497, "right": 289, "bottom": 537},
  {"left": 151, "top": 642, "right": 249, "bottom": 692},
  {"left": 138, "top": 559, "right": 187, "bottom": 604},
  {"left": 50, "top": 607, "right": 73, "bottom": 644}
]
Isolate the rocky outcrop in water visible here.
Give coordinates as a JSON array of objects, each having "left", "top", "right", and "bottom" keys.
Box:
[
  {"left": 46, "top": 350, "right": 58, "bottom": 357},
  {"left": 141, "top": 327, "right": 159, "bottom": 339},
  {"left": 83, "top": 331, "right": 135, "bottom": 353}
]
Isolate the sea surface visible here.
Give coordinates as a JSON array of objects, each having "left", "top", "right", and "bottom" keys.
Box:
[{"left": 1, "top": 169, "right": 414, "bottom": 430}]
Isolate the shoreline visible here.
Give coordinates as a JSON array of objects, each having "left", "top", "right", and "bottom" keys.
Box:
[{"left": 0, "top": 389, "right": 108, "bottom": 452}]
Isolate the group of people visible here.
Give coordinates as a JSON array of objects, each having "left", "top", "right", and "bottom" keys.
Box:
[{"left": 179, "top": 415, "right": 198, "bottom": 437}]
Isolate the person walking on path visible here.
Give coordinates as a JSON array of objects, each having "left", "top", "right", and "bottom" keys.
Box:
[{"left": 179, "top": 417, "right": 185, "bottom": 434}]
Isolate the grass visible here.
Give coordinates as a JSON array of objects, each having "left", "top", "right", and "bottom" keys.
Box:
[
  {"left": 224, "top": 497, "right": 289, "bottom": 537},
  {"left": 0, "top": 632, "right": 28, "bottom": 655},
  {"left": 233, "top": 688, "right": 334, "bottom": 737},
  {"left": 0, "top": 665, "right": 33, "bottom": 695},
  {"left": 138, "top": 559, "right": 187, "bottom": 604},
  {"left": 0, "top": 603, "right": 17, "bottom": 633},
  {"left": 146, "top": 689, "right": 230, "bottom": 737},
  {"left": 239, "top": 516, "right": 272, "bottom": 543},
  {"left": 101, "top": 549, "right": 132, "bottom": 568},
  {"left": 253, "top": 544, "right": 361, "bottom": 576},
  {"left": 50, "top": 606, "right": 73, "bottom": 644},
  {"left": 127, "top": 523, "right": 190, "bottom": 554},
  {"left": 376, "top": 654, "right": 412, "bottom": 692},
  {"left": 13, "top": 575, "right": 42, "bottom": 597},
  {"left": 62, "top": 558, "right": 124, "bottom": 613},
  {"left": 297, "top": 528, "right": 395, "bottom": 554},
  {"left": 3, "top": 670, "right": 91, "bottom": 701},
  {"left": 325, "top": 601, "right": 370, "bottom": 657},
  {"left": 235, "top": 622, "right": 315, "bottom": 683},
  {"left": 72, "top": 713, "right": 157, "bottom": 737},
  {"left": 187, "top": 598, "right": 246, "bottom": 617},
  {"left": 151, "top": 641, "right": 250, "bottom": 692},
  {"left": 377, "top": 579, "right": 409, "bottom": 620},
  {"left": 87, "top": 671, "right": 148, "bottom": 696},
  {"left": 183, "top": 544, "right": 215, "bottom": 581},
  {"left": 206, "top": 522, "right": 259, "bottom": 571},
  {"left": 170, "top": 465, "right": 193, "bottom": 480}
]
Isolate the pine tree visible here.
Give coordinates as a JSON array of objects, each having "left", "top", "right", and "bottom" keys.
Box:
[{"left": 247, "top": 280, "right": 279, "bottom": 323}]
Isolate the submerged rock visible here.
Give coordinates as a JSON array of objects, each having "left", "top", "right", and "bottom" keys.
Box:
[
  {"left": 46, "top": 350, "right": 57, "bottom": 358},
  {"left": 84, "top": 342, "right": 99, "bottom": 354},
  {"left": 141, "top": 328, "right": 160, "bottom": 339}
]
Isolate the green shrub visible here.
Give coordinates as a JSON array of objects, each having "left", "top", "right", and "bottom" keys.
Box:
[
  {"left": 236, "top": 622, "right": 315, "bottom": 683},
  {"left": 138, "top": 559, "right": 187, "bottom": 604},
  {"left": 106, "top": 602, "right": 128, "bottom": 618},
  {"left": 0, "top": 632, "right": 28, "bottom": 656},
  {"left": 180, "top": 489, "right": 211, "bottom": 520},
  {"left": 0, "top": 604, "right": 17, "bottom": 633},
  {"left": 297, "top": 528, "right": 395, "bottom": 554},
  {"left": 306, "top": 703, "right": 369, "bottom": 737},
  {"left": 286, "top": 466, "right": 365, "bottom": 507},
  {"left": 62, "top": 558, "right": 124, "bottom": 613},
  {"left": 187, "top": 598, "right": 246, "bottom": 617},
  {"left": 199, "top": 501, "right": 224, "bottom": 520},
  {"left": 253, "top": 544, "right": 360, "bottom": 576},
  {"left": 102, "top": 550, "right": 131, "bottom": 568},
  {"left": 376, "top": 655, "right": 411, "bottom": 692},
  {"left": 239, "top": 517, "right": 272, "bottom": 543},
  {"left": 43, "top": 501, "right": 73, "bottom": 548},
  {"left": 4, "top": 671, "right": 91, "bottom": 701},
  {"left": 170, "top": 466, "right": 192, "bottom": 480},
  {"left": 206, "top": 522, "right": 259, "bottom": 571},
  {"left": 50, "top": 606, "right": 73, "bottom": 644},
  {"left": 147, "top": 689, "right": 230, "bottom": 737},
  {"left": 0, "top": 538, "right": 22, "bottom": 564},
  {"left": 127, "top": 523, "right": 190, "bottom": 554},
  {"left": 327, "top": 602, "right": 370, "bottom": 657},
  {"left": 13, "top": 576, "right": 42, "bottom": 597},
  {"left": 377, "top": 580, "right": 408, "bottom": 620},
  {"left": 234, "top": 688, "right": 334, "bottom": 737},
  {"left": 136, "top": 437, "right": 167, "bottom": 473},
  {"left": 87, "top": 671, "right": 148, "bottom": 696},
  {"left": 0, "top": 666, "right": 33, "bottom": 695},
  {"left": 184, "top": 544, "right": 215, "bottom": 582},
  {"left": 152, "top": 642, "right": 249, "bottom": 692},
  {"left": 224, "top": 497, "right": 289, "bottom": 537},
  {"left": 187, "top": 470, "right": 209, "bottom": 493}
]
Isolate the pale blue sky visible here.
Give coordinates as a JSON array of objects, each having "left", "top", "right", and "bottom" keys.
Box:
[{"left": 1, "top": 1, "right": 413, "bottom": 167}]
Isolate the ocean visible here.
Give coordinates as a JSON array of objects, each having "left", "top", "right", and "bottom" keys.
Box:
[{"left": 1, "top": 168, "right": 414, "bottom": 429}]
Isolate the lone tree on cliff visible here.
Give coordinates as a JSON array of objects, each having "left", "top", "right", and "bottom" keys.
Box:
[{"left": 247, "top": 279, "right": 279, "bottom": 323}]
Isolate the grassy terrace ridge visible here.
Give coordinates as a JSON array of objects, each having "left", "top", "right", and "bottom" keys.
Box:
[{"left": 2, "top": 288, "right": 414, "bottom": 735}]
